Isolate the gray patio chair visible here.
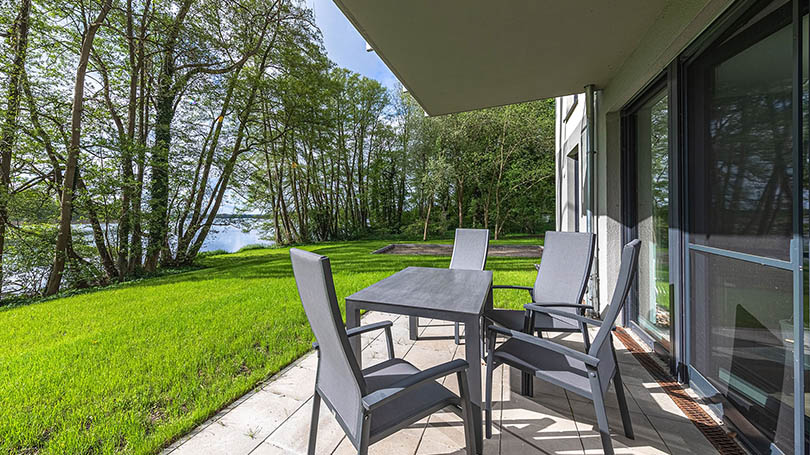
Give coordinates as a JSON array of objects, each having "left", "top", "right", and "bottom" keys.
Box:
[
  {"left": 450, "top": 228, "right": 490, "bottom": 344},
  {"left": 410, "top": 228, "right": 489, "bottom": 345},
  {"left": 484, "top": 239, "right": 640, "bottom": 455},
  {"left": 290, "top": 248, "right": 477, "bottom": 455},
  {"left": 484, "top": 230, "right": 595, "bottom": 395}
]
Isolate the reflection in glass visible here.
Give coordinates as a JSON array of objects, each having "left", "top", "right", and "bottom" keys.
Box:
[
  {"left": 690, "top": 252, "right": 795, "bottom": 451},
  {"left": 688, "top": 8, "right": 794, "bottom": 261},
  {"left": 635, "top": 91, "right": 670, "bottom": 343},
  {"left": 687, "top": 2, "right": 800, "bottom": 452}
]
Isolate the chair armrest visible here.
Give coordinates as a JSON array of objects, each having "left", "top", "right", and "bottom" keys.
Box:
[
  {"left": 487, "top": 325, "right": 600, "bottom": 367},
  {"left": 530, "top": 302, "right": 594, "bottom": 311},
  {"left": 313, "top": 321, "right": 394, "bottom": 352},
  {"left": 346, "top": 320, "right": 393, "bottom": 338},
  {"left": 362, "top": 359, "right": 469, "bottom": 411},
  {"left": 524, "top": 304, "right": 603, "bottom": 327}
]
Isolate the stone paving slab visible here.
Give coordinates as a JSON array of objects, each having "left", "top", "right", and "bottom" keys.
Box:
[{"left": 163, "top": 313, "right": 721, "bottom": 455}]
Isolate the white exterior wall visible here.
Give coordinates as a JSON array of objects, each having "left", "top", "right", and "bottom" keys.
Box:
[
  {"left": 555, "top": 95, "right": 586, "bottom": 234},
  {"left": 554, "top": 0, "right": 735, "bottom": 317}
]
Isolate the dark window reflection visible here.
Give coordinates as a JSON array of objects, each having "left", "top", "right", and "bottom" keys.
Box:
[
  {"left": 690, "top": 251, "right": 796, "bottom": 451},
  {"left": 688, "top": 4, "right": 794, "bottom": 261},
  {"left": 687, "top": 1, "right": 803, "bottom": 453}
]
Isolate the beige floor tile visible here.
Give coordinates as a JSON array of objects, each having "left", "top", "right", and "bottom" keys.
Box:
[
  {"left": 168, "top": 311, "right": 724, "bottom": 455},
  {"left": 644, "top": 415, "right": 720, "bottom": 455},
  {"left": 566, "top": 397, "right": 669, "bottom": 455},
  {"left": 499, "top": 392, "right": 585, "bottom": 454},
  {"left": 262, "top": 365, "right": 316, "bottom": 402},
  {"left": 415, "top": 410, "right": 472, "bottom": 455},
  {"left": 249, "top": 440, "right": 298, "bottom": 455},
  {"left": 264, "top": 396, "right": 346, "bottom": 455}
]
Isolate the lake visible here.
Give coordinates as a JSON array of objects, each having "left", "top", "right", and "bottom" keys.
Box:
[
  {"left": 74, "top": 221, "right": 274, "bottom": 254},
  {"left": 201, "top": 223, "right": 274, "bottom": 252}
]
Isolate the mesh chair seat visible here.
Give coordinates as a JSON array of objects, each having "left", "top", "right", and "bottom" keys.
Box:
[
  {"left": 363, "top": 359, "right": 459, "bottom": 436},
  {"left": 486, "top": 307, "right": 580, "bottom": 333},
  {"left": 493, "top": 338, "right": 596, "bottom": 398}
]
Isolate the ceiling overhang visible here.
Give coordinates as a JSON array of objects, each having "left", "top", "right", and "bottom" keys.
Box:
[{"left": 333, "top": 0, "right": 670, "bottom": 116}]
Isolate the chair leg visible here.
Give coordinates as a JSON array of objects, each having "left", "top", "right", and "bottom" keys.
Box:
[
  {"left": 485, "top": 352, "right": 495, "bottom": 439},
  {"left": 590, "top": 372, "right": 615, "bottom": 455},
  {"left": 357, "top": 414, "right": 371, "bottom": 455},
  {"left": 457, "top": 371, "right": 476, "bottom": 455},
  {"left": 580, "top": 322, "right": 591, "bottom": 352},
  {"left": 613, "top": 365, "right": 634, "bottom": 439},
  {"left": 520, "top": 331, "right": 540, "bottom": 397},
  {"left": 520, "top": 333, "right": 534, "bottom": 397},
  {"left": 308, "top": 392, "right": 321, "bottom": 455},
  {"left": 455, "top": 322, "right": 461, "bottom": 345}
]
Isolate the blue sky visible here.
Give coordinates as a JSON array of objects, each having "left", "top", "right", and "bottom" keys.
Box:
[{"left": 308, "top": 0, "right": 399, "bottom": 91}]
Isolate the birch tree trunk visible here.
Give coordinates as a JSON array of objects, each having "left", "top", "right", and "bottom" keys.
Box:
[{"left": 46, "top": 0, "right": 112, "bottom": 296}]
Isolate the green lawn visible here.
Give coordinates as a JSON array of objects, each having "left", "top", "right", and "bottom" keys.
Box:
[{"left": 0, "top": 237, "right": 542, "bottom": 455}]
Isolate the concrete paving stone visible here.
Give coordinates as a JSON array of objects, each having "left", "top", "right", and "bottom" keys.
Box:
[
  {"left": 645, "top": 414, "right": 720, "bottom": 455},
  {"left": 167, "top": 308, "right": 723, "bottom": 455},
  {"left": 171, "top": 389, "right": 303, "bottom": 455},
  {"left": 566, "top": 395, "right": 670, "bottom": 455},
  {"left": 263, "top": 396, "right": 346, "bottom": 455}
]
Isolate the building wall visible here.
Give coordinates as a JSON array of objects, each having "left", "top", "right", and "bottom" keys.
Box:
[{"left": 555, "top": 0, "right": 734, "bottom": 316}]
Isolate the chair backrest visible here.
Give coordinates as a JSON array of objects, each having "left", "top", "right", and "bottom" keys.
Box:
[
  {"left": 533, "top": 231, "right": 596, "bottom": 305},
  {"left": 290, "top": 248, "right": 365, "bottom": 440},
  {"left": 449, "top": 228, "right": 490, "bottom": 270},
  {"left": 587, "top": 240, "right": 641, "bottom": 384}
]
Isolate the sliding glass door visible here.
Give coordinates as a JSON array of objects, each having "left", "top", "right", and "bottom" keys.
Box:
[
  {"left": 685, "top": 1, "right": 807, "bottom": 452},
  {"left": 624, "top": 86, "right": 673, "bottom": 349}
]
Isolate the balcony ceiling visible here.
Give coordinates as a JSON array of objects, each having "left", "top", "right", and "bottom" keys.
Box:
[{"left": 333, "top": 0, "right": 670, "bottom": 115}]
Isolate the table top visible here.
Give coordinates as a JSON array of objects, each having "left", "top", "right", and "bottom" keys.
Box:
[{"left": 345, "top": 266, "right": 492, "bottom": 316}]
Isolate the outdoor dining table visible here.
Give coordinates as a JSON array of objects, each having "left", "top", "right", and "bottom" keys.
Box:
[{"left": 345, "top": 266, "right": 493, "bottom": 454}]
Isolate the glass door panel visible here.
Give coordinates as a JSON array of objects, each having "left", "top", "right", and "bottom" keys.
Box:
[
  {"left": 635, "top": 90, "right": 671, "bottom": 344},
  {"left": 686, "top": 1, "right": 801, "bottom": 452}
]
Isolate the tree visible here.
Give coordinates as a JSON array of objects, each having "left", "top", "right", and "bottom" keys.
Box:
[
  {"left": 45, "top": 0, "right": 113, "bottom": 296},
  {"left": 421, "top": 153, "right": 451, "bottom": 240},
  {"left": 0, "top": 0, "right": 31, "bottom": 296}
]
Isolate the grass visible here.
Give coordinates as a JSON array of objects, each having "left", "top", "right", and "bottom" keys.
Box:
[{"left": 0, "top": 236, "right": 542, "bottom": 455}]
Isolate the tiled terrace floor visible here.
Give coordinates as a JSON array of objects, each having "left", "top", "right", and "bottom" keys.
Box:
[{"left": 163, "top": 312, "right": 721, "bottom": 455}]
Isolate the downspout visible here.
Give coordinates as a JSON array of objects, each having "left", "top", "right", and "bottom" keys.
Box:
[{"left": 584, "top": 85, "right": 600, "bottom": 312}]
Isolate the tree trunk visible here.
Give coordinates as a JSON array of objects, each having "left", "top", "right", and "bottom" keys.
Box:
[
  {"left": 45, "top": 0, "right": 112, "bottom": 296},
  {"left": 144, "top": 0, "right": 193, "bottom": 271},
  {"left": 0, "top": 0, "right": 30, "bottom": 297},
  {"left": 456, "top": 178, "right": 463, "bottom": 228},
  {"left": 77, "top": 174, "right": 118, "bottom": 280},
  {"left": 422, "top": 194, "right": 433, "bottom": 241}
]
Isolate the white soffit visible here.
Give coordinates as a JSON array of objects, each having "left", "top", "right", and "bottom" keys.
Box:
[{"left": 333, "top": 0, "right": 671, "bottom": 116}]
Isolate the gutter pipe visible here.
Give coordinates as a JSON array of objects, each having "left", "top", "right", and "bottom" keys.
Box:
[{"left": 584, "top": 84, "right": 600, "bottom": 312}]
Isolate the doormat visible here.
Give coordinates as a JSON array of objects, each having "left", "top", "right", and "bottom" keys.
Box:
[{"left": 614, "top": 327, "right": 746, "bottom": 455}]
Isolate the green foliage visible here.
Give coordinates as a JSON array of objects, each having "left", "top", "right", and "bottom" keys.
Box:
[
  {"left": 0, "top": 0, "right": 557, "bottom": 299},
  {"left": 0, "top": 238, "right": 541, "bottom": 454},
  {"left": 3, "top": 224, "right": 102, "bottom": 296}
]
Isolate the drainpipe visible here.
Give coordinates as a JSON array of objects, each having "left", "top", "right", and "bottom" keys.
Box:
[{"left": 584, "top": 85, "right": 600, "bottom": 312}]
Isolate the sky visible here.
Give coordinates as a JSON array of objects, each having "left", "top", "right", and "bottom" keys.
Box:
[
  {"left": 222, "top": 1, "right": 399, "bottom": 214},
  {"left": 307, "top": 0, "right": 400, "bottom": 91}
]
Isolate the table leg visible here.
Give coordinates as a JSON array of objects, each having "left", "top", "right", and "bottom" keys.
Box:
[
  {"left": 409, "top": 316, "right": 419, "bottom": 340},
  {"left": 464, "top": 315, "right": 483, "bottom": 455},
  {"left": 346, "top": 302, "right": 362, "bottom": 365}
]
